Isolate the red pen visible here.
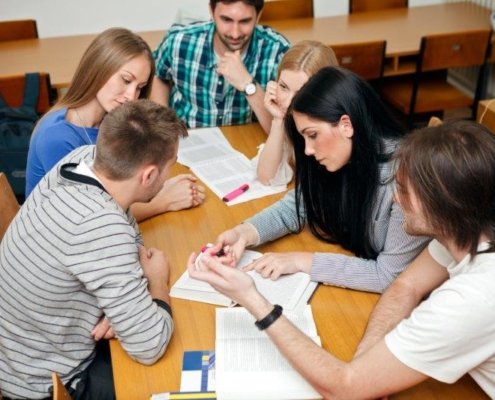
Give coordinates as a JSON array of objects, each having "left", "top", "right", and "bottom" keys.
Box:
[{"left": 222, "top": 183, "right": 249, "bottom": 202}]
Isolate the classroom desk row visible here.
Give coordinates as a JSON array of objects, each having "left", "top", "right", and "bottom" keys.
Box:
[
  {"left": 0, "top": 2, "right": 491, "bottom": 89},
  {"left": 109, "top": 123, "right": 489, "bottom": 400}
]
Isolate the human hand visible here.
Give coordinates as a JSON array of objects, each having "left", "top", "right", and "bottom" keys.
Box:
[
  {"left": 188, "top": 252, "right": 258, "bottom": 306},
  {"left": 216, "top": 224, "right": 259, "bottom": 266},
  {"left": 161, "top": 174, "right": 206, "bottom": 212},
  {"left": 139, "top": 246, "right": 170, "bottom": 299},
  {"left": 91, "top": 317, "right": 115, "bottom": 340},
  {"left": 216, "top": 50, "right": 252, "bottom": 91},
  {"left": 264, "top": 81, "right": 285, "bottom": 120},
  {"left": 244, "top": 252, "right": 313, "bottom": 280}
]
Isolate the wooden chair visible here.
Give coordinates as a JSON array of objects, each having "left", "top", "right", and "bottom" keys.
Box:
[
  {"left": 0, "top": 19, "right": 38, "bottom": 42},
  {"left": 331, "top": 41, "right": 386, "bottom": 87},
  {"left": 381, "top": 30, "right": 491, "bottom": 126},
  {"left": 51, "top": 372, "right": 72, "bottom": 400},
  {"left": 0, "top": 73, "right": 54, "bottom": 114},
  {"left": 350, "top": 0, "right": 407, "bottom": 13},
  {"left": 0, "top": 172, "right": 20, "bottom": 241},
  {"left": 260, "top": 0, "right": 313, "bottom": 21}
]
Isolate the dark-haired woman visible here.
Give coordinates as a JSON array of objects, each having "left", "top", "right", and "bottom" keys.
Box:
[{"left": 216, "top": 66, "right": 429, "bottom": 293}]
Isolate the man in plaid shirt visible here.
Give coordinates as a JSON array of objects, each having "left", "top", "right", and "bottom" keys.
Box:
[{"left": 151, "top": 0, "right": 290, "bottom": 133}]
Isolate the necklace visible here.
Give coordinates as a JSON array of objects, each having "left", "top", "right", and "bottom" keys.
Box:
[{"left": 74, "top": 108, "right": 95, "bottom": 145}]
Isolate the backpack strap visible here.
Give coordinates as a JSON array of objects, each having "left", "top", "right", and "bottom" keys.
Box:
[
  {"left": 0, "top": 92, "right": 7, "bottom": 108},
  {"left": 22, "top": 72, "right": 40, "bottom": 110}
]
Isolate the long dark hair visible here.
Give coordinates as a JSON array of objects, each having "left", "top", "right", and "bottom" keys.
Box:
[{"left": 286, "top": 66, "right": 404, "bottom": 258}]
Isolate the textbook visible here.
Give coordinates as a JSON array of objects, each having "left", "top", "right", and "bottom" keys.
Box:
[
  {"left": 177, "top": 127, "right": 286, "bottom": 205},
  {"left": 215, "top": 305, "right": 322, "bottom": 400},
  {"left": 150, "top": 351, "right": 216, "bottom": 400},
  {"left": 170, "top": 250, "right": 318, "bottom": 311}
]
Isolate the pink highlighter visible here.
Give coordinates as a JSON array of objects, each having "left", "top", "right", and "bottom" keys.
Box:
[{"left": 222, "top": 183, "right": 249, "bottom": 202}]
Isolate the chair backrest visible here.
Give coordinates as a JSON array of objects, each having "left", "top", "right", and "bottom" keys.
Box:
[
  {"left": 418, "top": 30, "right": 491, "bottom": 72},
  {"left": 51, "top": 372, "right": 72, "bottom": 400},
  {"left": 0, "top": 19, "right": 38, "bottom": 42},
  {"left": 331, "top": 40, "right": 386, "bottom": 81},
  {"left": 350, "top": 0, "right": 407, "bottom": 13},
  {"left": 260, "top": 0, "right": 313, "bottom": 21},
  {"left": 0, "top": 172, "right": 20, "bottom": 241},
  {"left": 0, "top": 73, "right": 53, "bottom": 114}
]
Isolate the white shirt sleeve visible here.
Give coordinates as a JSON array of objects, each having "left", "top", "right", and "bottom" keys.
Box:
[
  {"left": 385, "top": 274, "right": 495, "bottom": 388},
  {"left": 428, "top": 239, "right": 454, "bottom": 267}
]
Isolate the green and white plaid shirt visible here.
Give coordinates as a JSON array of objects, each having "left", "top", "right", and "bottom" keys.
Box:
[{"left": 153, "top": 21, "right": 290, "bottom": 128}]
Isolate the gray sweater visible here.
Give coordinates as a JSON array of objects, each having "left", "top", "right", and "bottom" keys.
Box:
[
  {"left": 246, "top": 144, "right": 429, "bottom": 293},
  {"left": 0, "top": 146, "right": 173, "bottom": 399}
]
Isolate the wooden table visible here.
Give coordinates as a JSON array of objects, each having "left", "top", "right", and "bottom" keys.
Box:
[
  {"left": 109, "top": 123, "right": 488, "bottom": 400},
  {"left": 0, "top": 2, "right": 491, "bottom": 89}
]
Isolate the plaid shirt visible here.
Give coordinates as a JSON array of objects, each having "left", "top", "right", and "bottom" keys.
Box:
[{"left": 153, "top": 21, "right": 290, "bottom": 128}]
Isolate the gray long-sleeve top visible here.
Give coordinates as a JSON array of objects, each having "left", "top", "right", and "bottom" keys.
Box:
[{"left": 246, "top": 147, "right": 429, "bottom": 293}]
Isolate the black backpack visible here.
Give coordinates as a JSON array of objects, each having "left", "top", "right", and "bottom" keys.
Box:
[{"left": 0, "top": 73, "right": 41, "bottom": 198}]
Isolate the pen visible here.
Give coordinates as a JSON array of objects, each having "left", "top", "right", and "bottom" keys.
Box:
[
  {"left": 222, "top": 183, "right": 249, "bottom": 202},
  {"left": 200, "top": 243, "right": 225, "bottom": 257}
]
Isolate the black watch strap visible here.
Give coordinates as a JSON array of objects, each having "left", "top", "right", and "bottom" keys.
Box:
[{"left": 255, "top": 304, "right": 283, "bottom": 330}]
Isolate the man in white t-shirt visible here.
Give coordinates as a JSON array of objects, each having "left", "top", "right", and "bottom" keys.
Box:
[{"left": 188, "top": 119, "right": 495, "bottom": 398}]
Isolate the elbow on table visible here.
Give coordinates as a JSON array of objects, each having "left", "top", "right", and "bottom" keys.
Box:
[
  {"left": 128, "top": 338, "right": 170, "bottom": 365},
  {"left": 256, "top": 168, "right": 274, "bottom": 186},
  {"left": 125, "top": 322, "right": 174, "bottom": 365}
]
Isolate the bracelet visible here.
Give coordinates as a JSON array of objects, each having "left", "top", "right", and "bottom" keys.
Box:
[{"left": 255, "top": 304, "right": 283, "bottom": 330}]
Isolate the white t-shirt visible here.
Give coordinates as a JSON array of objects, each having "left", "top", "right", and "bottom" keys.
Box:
[{"left": 385, "top": 239, "right": 495, "bottom": 398}]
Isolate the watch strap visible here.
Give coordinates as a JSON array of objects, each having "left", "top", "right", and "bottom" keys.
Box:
[{"left": 255, "top": 304, "right": 283, "bottom": 330}]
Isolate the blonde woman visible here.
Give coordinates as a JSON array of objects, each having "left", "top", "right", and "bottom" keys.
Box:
[
  {"left": 26, "top": 27, "right": 204, "bottom": 219},
  {"left": 256, "top": 40, "right": 338, "bottom": 186}
]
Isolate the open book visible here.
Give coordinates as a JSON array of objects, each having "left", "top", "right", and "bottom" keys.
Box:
[
  {"left": 215, "top": 305, "right": 322, "bottom": 400},
  {"left": 170, "top": 250, "right": 318, "bottom": 311},
  {"left": 177, "top": 127, "right": 286, "bottom": 205}
]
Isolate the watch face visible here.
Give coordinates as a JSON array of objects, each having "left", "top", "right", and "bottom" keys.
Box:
[{"left": 245, "top": 82, "right": 256, "bottom": 96}]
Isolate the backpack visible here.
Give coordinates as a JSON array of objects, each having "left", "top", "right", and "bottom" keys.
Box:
[{"left": 0, "top": 73, "right": 41, "bottom": 198}]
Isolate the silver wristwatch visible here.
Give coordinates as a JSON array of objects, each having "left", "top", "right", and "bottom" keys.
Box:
[{"left": 244, "top": 79, "right": 257, "bottom": 96}]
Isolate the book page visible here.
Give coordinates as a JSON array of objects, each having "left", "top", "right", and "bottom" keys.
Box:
[
  {"left": 173, "top": 250, "right": 262, "bottom": 294},
  {"left": 172, "top": 251, "right": 317, "bottom": 310},
  {"left": 216, "top": 305, "right": 318, "bottom": 339},
  {"left": 177, "top": 127, "right": 231, "bottom": 167},
  {"left": 215, "top": 306, "right": 322, "bottom": 400},
  {"left": 177, "top": 127, "right": 287, "bottom": 205},
  {"left": 248, "top": 271, "right": 313, "bottom": 311}
]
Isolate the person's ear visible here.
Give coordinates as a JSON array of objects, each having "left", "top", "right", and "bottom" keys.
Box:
[
  {"left": 141, "top": 165, "right": 159, "bottom": 188},
  {"left": 339, "top": 114, "right": 354, "bottom": 139}
]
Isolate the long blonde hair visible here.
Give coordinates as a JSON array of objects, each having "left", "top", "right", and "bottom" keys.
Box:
[
  {"left": 277, "top": 40, "right": 338, "bottom": 80},
  {"left": 55, "top": 27, "right": 154, "bottom": 110}
]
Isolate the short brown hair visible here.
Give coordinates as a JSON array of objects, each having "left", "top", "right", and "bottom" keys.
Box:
[
  {"left": 94, "top": 100, "right": 187, "bottom": 180},
  {"left": 210, "top": 0, "right": 264, "bottom": 14},
  {"left": 395, "top": 120, "right": 495, "bottom": 257},
  {"left": 277, "top": 40, "right": 338, "bottom": 80}
]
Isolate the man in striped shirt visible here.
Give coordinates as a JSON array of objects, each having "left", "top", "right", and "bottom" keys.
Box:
[
  {"left": 0, "top": 100, "right": 184, "bottom": 399},
  {"left": 151, "top": 0, "right": 290, "bottom": 133}
]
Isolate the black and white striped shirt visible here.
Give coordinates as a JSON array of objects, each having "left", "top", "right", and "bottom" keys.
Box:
[{"left": 0, "top": 146, "right": 173, "bottom": 399}]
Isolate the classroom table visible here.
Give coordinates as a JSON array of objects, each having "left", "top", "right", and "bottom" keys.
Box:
[
  {"left": 109, "top": 123, "right": 489, "bottom": 400},
  {"left": 0, "top": 2, "right": 491, "bottom": 89}
]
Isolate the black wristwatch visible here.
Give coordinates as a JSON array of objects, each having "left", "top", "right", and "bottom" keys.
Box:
[{"left": 255, "top": 304, "right": 283, "bottom": 330}]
